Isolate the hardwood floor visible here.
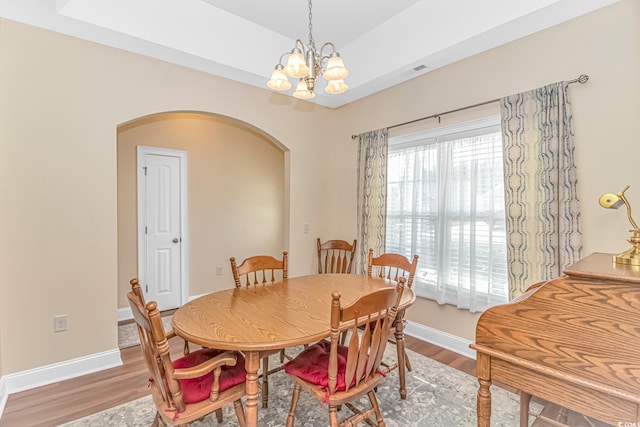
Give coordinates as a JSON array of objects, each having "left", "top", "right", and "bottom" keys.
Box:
[{"left": 0, "top": 332, "right": 611, "bottom": 427}]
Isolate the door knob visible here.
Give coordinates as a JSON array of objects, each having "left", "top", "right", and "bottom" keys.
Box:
[{"left": 172, "top": 238, "right": 179, "bottom": 243}]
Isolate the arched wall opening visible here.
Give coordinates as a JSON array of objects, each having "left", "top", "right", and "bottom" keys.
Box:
[{"left": 116, "top": 111, "right": 289, "bottom": 310}]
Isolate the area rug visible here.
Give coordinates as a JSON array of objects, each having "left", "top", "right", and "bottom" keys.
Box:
[{"left": 61, "top": 341, "right": 540, "bottom": 426}]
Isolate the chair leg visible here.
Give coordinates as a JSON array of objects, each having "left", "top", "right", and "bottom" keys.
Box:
[
  {"left": 558, "top": 406, "right": 569, "bottom": 425},
  {"left": 328, "top": 405, "right": 340, "bottom": 427},
  {"left": 215, "top": 408, "right": 223, "bottom": 423},
  {"left": 368, "top": 390, "right": 386, "bottom": 427},
  {"left": 286, "top": 383, "right": 302, "bottom": 427},
  {"left": 519, "top": 391, "right": 531, "bottom": 427},
  {"left": 262, "top": 357, "right": 269, "bottom": 408},
  {"left": 404, "top": 350, "right": 412, "bottom": 372},
  {"left": 280, "top": 348, "right": 285, "bottom": 363},
  {"left": 233, "top": 399, "right": 247, "bottom": 427},
  {"left": 151, "top": 412, "right": 163, "bottom": 427}
]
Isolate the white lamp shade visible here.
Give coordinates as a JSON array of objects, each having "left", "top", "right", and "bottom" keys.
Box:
[
  {"left": 293, "top": 79, "right": 315, "bottom": 99},
  {"left": 323, "top": 55, "right": 349, "bottom": 81},
  {"left": 284, "top": 50, "right": 310, "bottom": 78},
  {"left": 267, "top": 67, "right": 292, "bottom": 91},
  {"left": 324, "top": 79, "right": 348, "bottom": 95}
]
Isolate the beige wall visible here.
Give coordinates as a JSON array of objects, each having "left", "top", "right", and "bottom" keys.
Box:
[
  {"left": 117, "top": 113, "right": 285, "bottom": 308},
  {"left": 0, "top": 0, "right": 638, "bottom": 378},
  {"left": 0, "top": 18, "right": 332, "bottom": 375},
  {"left": 330, "top": 0, "right": 640, "bottom": 341}
]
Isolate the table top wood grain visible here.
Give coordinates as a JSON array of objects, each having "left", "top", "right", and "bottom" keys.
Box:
[{"left": 172, "top": 273, "right": 416, "bottom": 352}]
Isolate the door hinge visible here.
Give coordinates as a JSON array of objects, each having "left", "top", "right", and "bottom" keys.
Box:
[
  {"left": 145, "top": 226, "right": 147, "bottom": 235},
  {"left": 146, "top": 284, "right": 148, "bottom": 293},
  {"left": 143, "top": 166, "right": 148, "bottom": 176}
]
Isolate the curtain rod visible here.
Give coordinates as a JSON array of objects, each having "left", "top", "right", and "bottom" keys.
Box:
[{"left": 350, "top": 74, "right": 589, "bottom": 139}]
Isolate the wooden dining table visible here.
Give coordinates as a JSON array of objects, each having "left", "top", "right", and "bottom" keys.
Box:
[{"left": 171, "top": 273, "right": 416, "bottom": 427}]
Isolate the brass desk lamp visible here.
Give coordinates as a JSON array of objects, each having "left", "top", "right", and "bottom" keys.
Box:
[{"left": 599, "top": 185, "right": 640, "bottom": 266}]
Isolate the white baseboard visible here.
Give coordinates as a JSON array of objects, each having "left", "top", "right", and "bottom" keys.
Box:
[
  {"left": 0, "top": 349, "right": 122, "bottom": 419},
  {"left": 0, "top": 376, "right": 7, "bottom": 421},
  {"left": 117, "top": 306, "right": 133, "bottom": 322},
  {"left": 404, "top": 320, "right": 476, "bottom": 360},
  {"left": 118, "top": 293, "right": 206, "bottom": 322}
]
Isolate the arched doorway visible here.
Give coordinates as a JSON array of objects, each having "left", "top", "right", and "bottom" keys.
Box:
[{"left": 116, "top": 111, "right": 288, "bottom": 317}]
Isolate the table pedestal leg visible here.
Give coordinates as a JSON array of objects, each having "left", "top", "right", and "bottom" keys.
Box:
[
  {"left": 244, "top": 351, "right": 260, "bottom": 427},
  {"left": 394, "top": 310, "right": 408, "bottom": 399}
]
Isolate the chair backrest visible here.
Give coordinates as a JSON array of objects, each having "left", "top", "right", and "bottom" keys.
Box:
[
  {"left": 327, "top": 278, "right": 405, "bottom": 395},
  {"left": 230, "top": 251, "right": 288, "bottom": 288},
  {"left": 317, "top": 238, "right": 357, "bottom": 274},
  {"left": 130, "top": 277, "right": 146, "bottom": 304},
  {"left": 127, "top": 288, "right": 183, "bottom": 410},
  {"left": 367, "top": 248, "right": 419, "bottom": 288},
  {"left": 130, "top": 277, "right": 190, "bottom": 356}
]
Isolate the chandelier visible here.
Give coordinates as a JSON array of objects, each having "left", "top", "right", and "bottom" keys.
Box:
[{"left": 267, "top": 0, "right": 349, "bottom": 100}]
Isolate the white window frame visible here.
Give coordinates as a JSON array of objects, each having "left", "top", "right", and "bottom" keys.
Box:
[{"left": 387, "top": 115, "right": 509, "bottom": 312}]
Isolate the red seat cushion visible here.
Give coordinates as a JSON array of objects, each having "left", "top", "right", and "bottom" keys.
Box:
[
  {"left": 173, "top": 348, "right": 246, "bottom": 404},
  {"left": 284, "top": 340, "right": 349, "bottom": 392}
]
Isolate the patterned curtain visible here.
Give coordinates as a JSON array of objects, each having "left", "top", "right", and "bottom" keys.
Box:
[
  {"left": 356, "top": 128, "right": 388, "bottom": 273},
  {"left": 501, "top": 82, "right": 582, "bottom": 299}
]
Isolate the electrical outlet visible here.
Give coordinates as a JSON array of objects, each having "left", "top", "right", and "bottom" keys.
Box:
[
  {"left": 216, "top": 266, "right": 223, "bottom": 275},
  {"left": 54, "top": 314, "right": 68, "bottom": 332}
]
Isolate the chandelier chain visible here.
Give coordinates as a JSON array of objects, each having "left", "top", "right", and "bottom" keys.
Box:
[{"left": 307, "top": 0, "right": 316, "bottom": 52}]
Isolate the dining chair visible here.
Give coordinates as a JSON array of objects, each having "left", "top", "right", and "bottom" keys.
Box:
[
  {"left": 230, "top": 251, "right": 288, "bottom": 288},
  {"left": 317, "top": 238, "right": 357, "bottom": 274},
  {"left": 127, "top": 285, "right": 247, "bottom": 426},
  {"left": 129, "top": 278, "right": 191, "bottom": 356},
  {"left": 229, "top": 251, "right": 288, "bottom": 408},
  {"left": 368, "top": 248, "right": 419, "bottom": 288},
  {"left": 367, "top": 248, "right": 419, "bottom": 386},
  {"left": 284, "top": 278, "right": 405, "bottom": 427}
]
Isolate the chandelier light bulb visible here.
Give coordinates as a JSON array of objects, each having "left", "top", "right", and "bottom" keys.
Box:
[
  {"left": 324, "top": 79, "right": 349, "bottom": 95},
  {"left": 293, "top": 79, "right": 315, "bottom": 99},
  {"left": 266, "top": 0, "right": 348, "bottom": 99},
  {"left": 267, "top": 65, "right": 292, "bottom": 91},
  {"left": 323, "top": 53, "right": 349, "bottom": 81},
  {"left": 284, "top": 49, "right": 310, "bottom": 78}
]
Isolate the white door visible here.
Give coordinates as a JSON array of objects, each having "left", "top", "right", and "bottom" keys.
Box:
[{"left": 137, "top": 146, "right": 188, "bottom": 311}]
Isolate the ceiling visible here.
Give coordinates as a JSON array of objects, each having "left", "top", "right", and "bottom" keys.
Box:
[{"left": 0, "top": 0, "right": 620, "bottom": 108}]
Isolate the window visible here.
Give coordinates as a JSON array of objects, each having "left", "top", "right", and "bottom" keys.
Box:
[{"left": 386, "top": 116, "right": 508, "bottom": 312}]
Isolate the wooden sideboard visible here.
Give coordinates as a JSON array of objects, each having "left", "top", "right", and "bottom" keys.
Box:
[{"left": 471, "top": 252, "right": 640, "bottom": 426}]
